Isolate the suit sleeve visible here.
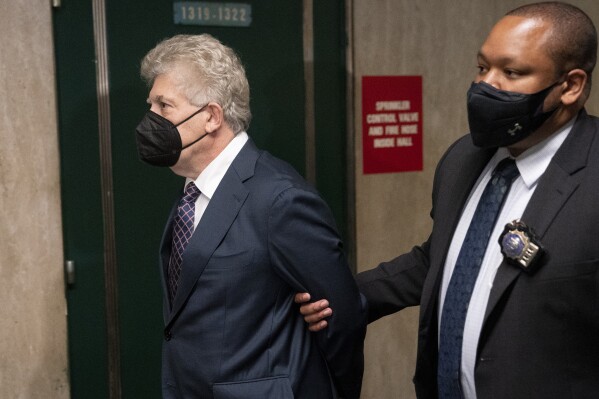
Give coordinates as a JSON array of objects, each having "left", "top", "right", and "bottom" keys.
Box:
[
  {"left": 268, "top": 186, "right": 367, "bottom": 399},
  {"left": 356, "top": 241, "right": 430, "bottom": 323},
  {"left": 355, "top": 136, "right": 465, "bottom": 323}
]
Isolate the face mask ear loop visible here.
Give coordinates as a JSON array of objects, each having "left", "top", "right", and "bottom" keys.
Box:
[
  {"left": 174, "top": 103, "right": 209, "bottom": 127},
  {"left": 181, "top": 132, "right": 210, "bottom": 150},
  {"left": 177, "top": 103, "right": 211, "bottom": 150},
  {"left": 540, "top": 79, "right": 567, "bottom": 116}
]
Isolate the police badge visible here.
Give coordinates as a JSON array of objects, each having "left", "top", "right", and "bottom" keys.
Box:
[{"left": 499, "top": 219, "right": 544, "bottom": 272}]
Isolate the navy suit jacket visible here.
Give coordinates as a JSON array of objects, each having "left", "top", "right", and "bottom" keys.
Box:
[
  {"left": 159, "top": 138, "right": 367, "bottom": 399},
  {"left": 357, "top": 110, "right": 599, "bottom": 398}
]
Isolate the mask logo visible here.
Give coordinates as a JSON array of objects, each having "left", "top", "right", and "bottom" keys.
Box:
[
  {"left": 466, "top": 81, "right": 560, "bottom": 148},
  {"left": 507, "top": 123, "right": 522, "bottom": 136},
  {"left": 135, "top": 105, "right": 208, "bottom": 167}
]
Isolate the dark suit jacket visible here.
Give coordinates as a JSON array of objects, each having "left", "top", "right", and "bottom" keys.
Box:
[
  {"left": 159, "top": 139, "right": 367, "bottom": 399},
  {"left": 357, "top": 110, "right": 599, "bottom": 398}
]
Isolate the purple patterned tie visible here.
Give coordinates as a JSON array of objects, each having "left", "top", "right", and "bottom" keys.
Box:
[
  {"left": 168, "top": 182, "right": 201, "bottom": 306},
  {"left": 438, "top": 158, "right": 519, "bottom": 398}
]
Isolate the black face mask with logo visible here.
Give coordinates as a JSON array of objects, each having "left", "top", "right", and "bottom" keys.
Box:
[
  {"left": 135, "top": 105, "right": 208, "bottom": 167},
  {"left": 466, "top": 81, "right": 561, "bottom": 149}
]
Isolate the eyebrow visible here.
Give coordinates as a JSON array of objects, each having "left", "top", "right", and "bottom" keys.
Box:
[
  {"left": 147, "top": 94, "right": 176, "bottom": 104},
  {"left": 477, "top": 50, "right": 519, "bottom": 66}
]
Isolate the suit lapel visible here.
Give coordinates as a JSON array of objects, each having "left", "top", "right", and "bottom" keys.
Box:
[
  {"left": 420, "top": 141, "right": 495, "bottom": 329},
  {"left": 159, "top": 199, "right": 179, "bottom": 321},
  {"left": 483, "top": 110, "right": 594, "bottom": 325},
  {"left": 413, "top": 139, "right": 495, "bottom": 381},
  {"left": 166, "top": 139, "right": 259, "bottom": 325}
]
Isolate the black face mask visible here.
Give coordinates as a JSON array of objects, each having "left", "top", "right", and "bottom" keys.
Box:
[
  {"left": 466, "top": 81, "right": 560, "bottom": 148},
  {"left": 135, "top": 105, "right": 208, "bottom": 167}
]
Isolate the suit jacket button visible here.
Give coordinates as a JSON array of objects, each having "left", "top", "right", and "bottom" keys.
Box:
[{"left": 164, "top": 331, "right": 172, "bottom": 341}]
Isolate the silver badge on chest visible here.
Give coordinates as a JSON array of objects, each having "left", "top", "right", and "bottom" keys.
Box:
[{"left": 499, "top": 219, "right": 545, "bottom": 273}]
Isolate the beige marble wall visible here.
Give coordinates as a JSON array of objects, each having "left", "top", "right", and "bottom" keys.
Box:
[
  {"left": 0, "top": 1, "right": 69, "bottom": 398},
  {"left": 352, "top": 0, "right": 599, "bottom": 398}
]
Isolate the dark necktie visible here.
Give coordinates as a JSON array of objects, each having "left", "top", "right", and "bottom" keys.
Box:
[
  {"left": 437, "top": 158, "right": 519, "bottom": 398},
  {"left": 168, "top": 182, "right": 201, "bottom": 306}
]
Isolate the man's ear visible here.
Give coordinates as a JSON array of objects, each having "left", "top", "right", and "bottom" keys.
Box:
[
  {"left": 560, "top": 69, "right": 588, "bottom": 105},
  {"left": 204, "top": 102, "right": 224, "bottom": 133}
]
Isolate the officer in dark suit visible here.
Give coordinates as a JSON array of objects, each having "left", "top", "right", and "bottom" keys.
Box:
[{"left": 297, "top": 2, "right": 599, "bottom": 398}]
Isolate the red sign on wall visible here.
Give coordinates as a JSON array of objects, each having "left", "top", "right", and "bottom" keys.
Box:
[{"left": 362, "top": 76, "right": 423, "bottom": 174}]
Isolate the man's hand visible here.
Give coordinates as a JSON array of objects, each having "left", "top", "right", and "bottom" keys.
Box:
[{"left": 294, "top": 293, "right": 332, "bottom": 332}]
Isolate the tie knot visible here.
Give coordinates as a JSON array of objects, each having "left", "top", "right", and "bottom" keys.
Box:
[
  {"left": 493, "top": 158, "right": 519, "bottom": 182},
  {"left": 182, "top": 182, "right": 201, "bottom": 203}
]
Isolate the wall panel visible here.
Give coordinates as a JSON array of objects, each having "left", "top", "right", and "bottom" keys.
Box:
[{"left": 0, "top": 1, "right": 69, "bottom": 398}]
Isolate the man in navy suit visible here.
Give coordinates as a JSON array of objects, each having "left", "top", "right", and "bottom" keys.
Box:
[
  {"left": 135, "top": 34, "right": 366, "bottom": 398},
  {"left": 297, "top": 2, "right": 599, "bottom": 398}
]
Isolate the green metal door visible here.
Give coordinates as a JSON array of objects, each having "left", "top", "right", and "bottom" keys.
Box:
[{"left": 53, "top": 1, "right": 347, "bottom": 398}]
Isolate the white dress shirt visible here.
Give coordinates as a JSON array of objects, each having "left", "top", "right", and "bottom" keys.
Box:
[
  {"left": 184, "top": 131, "right": 249, "bottom": 229},
  {"left": 438, "top": 117, "right": 575, "bottom": 399}
]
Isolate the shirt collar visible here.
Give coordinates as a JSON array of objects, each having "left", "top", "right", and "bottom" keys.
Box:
[
  {"left": 185, "top": 131, "right": 249, "bottom": 199},
  {"left": 516, "top": 117, "right": 576, "bottom": 188},
  {"left": 491, "top": 116, "right": 576, "bottom": 189}
]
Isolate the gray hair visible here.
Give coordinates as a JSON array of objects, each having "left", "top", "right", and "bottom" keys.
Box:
[{"left": 140, "top": 34, "right": 251, "bottom": 133}]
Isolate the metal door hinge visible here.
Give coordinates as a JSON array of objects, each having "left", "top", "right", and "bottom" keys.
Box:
[
  {"left": 52, "top": 0, "right": 61, "bottom": 8},
  {"left": 65, "top": 260, "right": 76, "bottom": 286}
]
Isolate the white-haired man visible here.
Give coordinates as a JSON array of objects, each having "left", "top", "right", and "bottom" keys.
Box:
[{"left": 135, "top": 34, "right": 366, "bottom": 399}]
